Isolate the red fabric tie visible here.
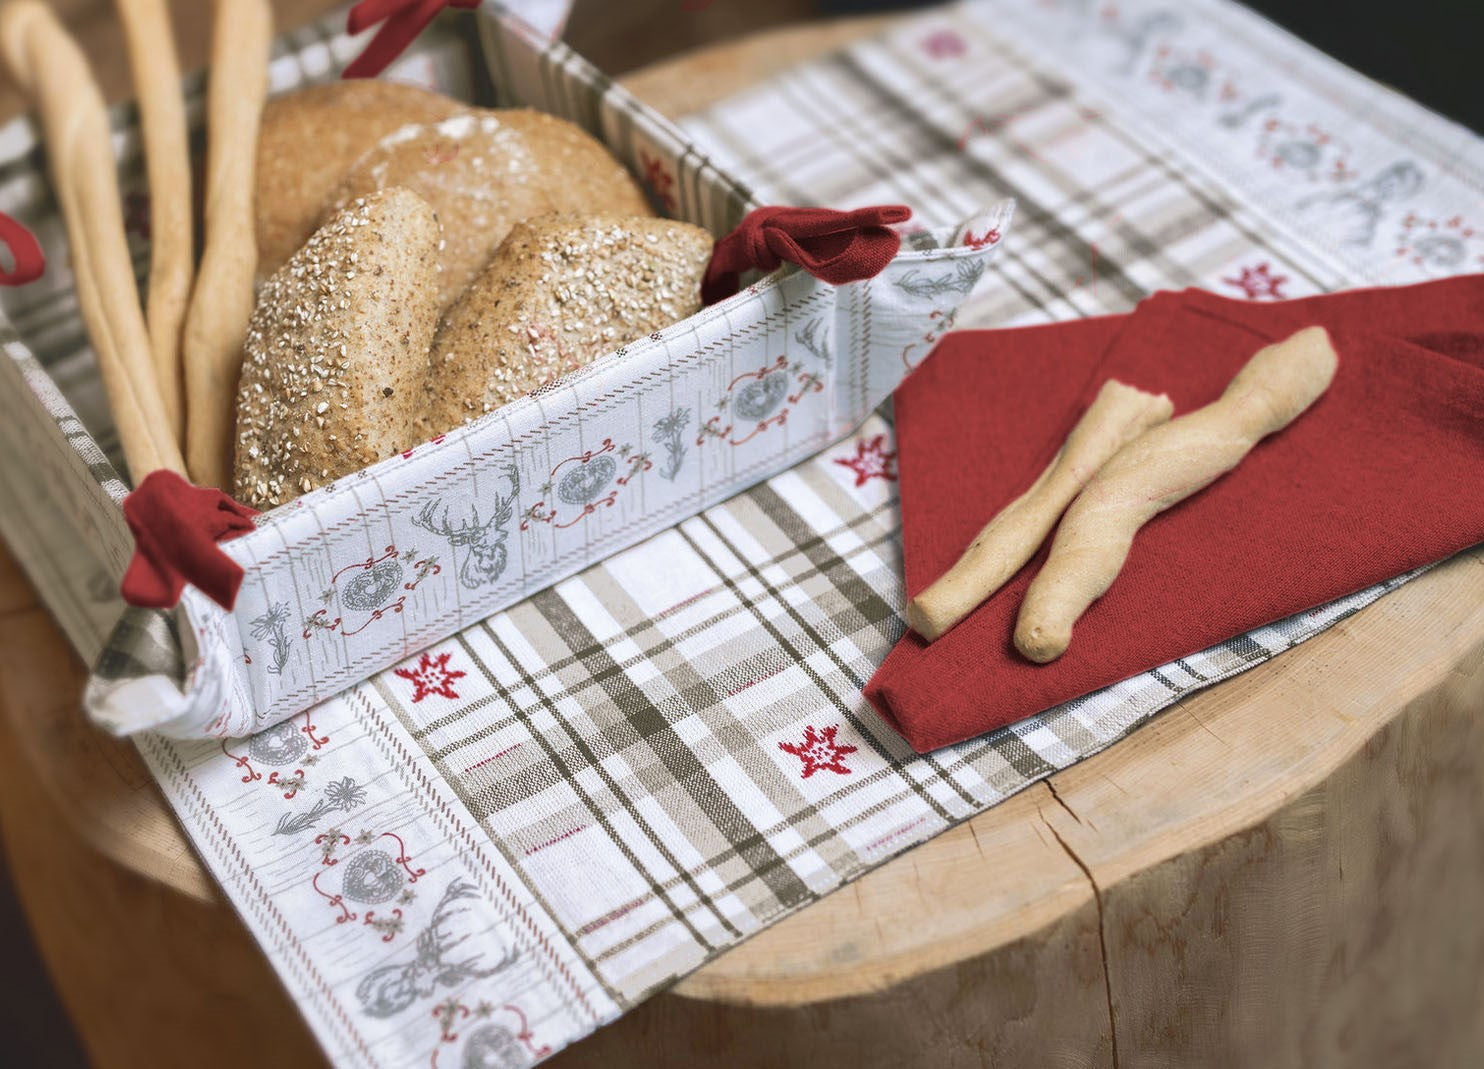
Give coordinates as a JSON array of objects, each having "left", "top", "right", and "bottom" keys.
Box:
[
  {"left": 702, "top": 204, "right": 912, "bottom": 305},
  {"left": 121, "top": 470, "right": 260, "bottom": 611},
  {"left": 865, "top": 274, "right": 1484, "bottom": 752},
  {"left": 0, "top": 211, "right": 44, "bottom": 285},
  {"left": 342, "top": 0, "right": 480, "bottom": 79}
]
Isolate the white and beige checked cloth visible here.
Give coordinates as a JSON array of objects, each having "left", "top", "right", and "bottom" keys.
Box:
[{"left": 52, "top": 0, "right": 1484, "bottom": 1065}]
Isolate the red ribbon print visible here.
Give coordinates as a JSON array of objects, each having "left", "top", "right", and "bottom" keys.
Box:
[
  {"left": 701, "top": 204, "right": 912, "bottom": 305},
  {"left": 0, "top": 211, "right": 44, "bottom": 285},
  {"left": 342, "top": 0, "right": 481, "bottom": 79},
  {"left": 121, "top": 470, "right": 260, "bottom": 611}
]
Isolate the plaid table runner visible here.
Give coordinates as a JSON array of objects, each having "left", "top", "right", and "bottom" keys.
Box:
[{"left": 106, "top": 0, "right": 1484, "bottom": 1065}]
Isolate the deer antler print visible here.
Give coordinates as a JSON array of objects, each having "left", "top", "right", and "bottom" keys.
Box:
[
  {"left": 413, "top": 500, "right": 495, "bottom": 547},
  {"left": 411, "top": 468, "right": 518, "bottom": 590},
  {"left": 354, "top": 878, "right": 518, "bottom": 1019}
]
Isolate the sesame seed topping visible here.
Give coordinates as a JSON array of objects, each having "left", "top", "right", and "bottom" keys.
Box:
[{"left": 233, "top": 188, "right": 441, "bottom": 510}]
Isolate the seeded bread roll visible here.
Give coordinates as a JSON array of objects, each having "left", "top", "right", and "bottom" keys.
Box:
[
  {"left": 235, "top": 188, "right": 441, "bottom": 509},
  {"left": 324, "top": 109, "right": 655, "bottom": 308},
  {"left": 424, "top": 213, "right": 713, "bottom": 435},
  {"left": 255, "top": 81, "right": 463, "bottom": 277}
]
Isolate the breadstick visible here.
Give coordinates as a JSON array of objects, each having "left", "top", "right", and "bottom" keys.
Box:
[
  {"left": 906, "top": 379, "right": 1173, "bottom": 642},
  {"left": 116, "top": 0, "right": 193, "bottom": 448},
  {"left": 1015, "top": 326, "right": 1339, "bottom": 663},
  {"left": 183, "top": 0, "right": 272, "bottom": 489},
  {"left": 0, "top": 0, "right": 184, "bottom": 478}
]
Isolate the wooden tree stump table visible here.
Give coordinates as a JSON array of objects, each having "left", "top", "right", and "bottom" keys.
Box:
[{"left": 2, "top": 8, "right": 1483, "bottom": 1068}]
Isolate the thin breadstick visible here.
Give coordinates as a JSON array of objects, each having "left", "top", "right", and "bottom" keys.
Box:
[
  {"left": 115, "top": 0, "right": 193, "bottom": 448},
  {"left": 1015, "top": 326, "right": 1339, "bottom": 663},
  {"left": 183, "top": 0, "right": 272, "bottom": 489},
  {"left": 906, "top": 379, "right": 1173, "bottom": 642},
  {"left": 0, "top": 0, "right": 184, "bottom": 478}
]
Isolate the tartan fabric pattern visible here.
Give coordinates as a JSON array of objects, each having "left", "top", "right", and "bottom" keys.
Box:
[
  {"left": 90, "top": 606, "right": 183, "bottom": 682},
  {"left": 0, "top": 0, "right": 1478, "bottom": 1066},
  {"left": 377, "top": 427, "right": 922, "bottom": 1001}
]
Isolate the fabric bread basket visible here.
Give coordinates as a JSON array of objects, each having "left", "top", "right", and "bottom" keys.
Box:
[{"left": 0, "top": 3, "right": 1011, "bottom": 741}]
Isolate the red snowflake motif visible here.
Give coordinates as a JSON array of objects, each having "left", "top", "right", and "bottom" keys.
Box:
[
  {"left": 920, "top": 30, "right": 967, "bottom": 59},
  {"left": 124, "top": 192, "right": 151, "bottom": 241},
  {"left": 639, "top": 151, "right": 676, "bottom": 213},
  {"left": 1221, "top": 262, "right": 1288, "bottom": 300},
  {"left": 779, "top": 724, "right": 858, "bottom": 779},
  {"left": 963, "top": 227, "right": 1000, "bottom": 249},
  {"left": 834, "top": 434, "right": 898, "bottom": 487},
  {"left": 394, "top": 651, "right": 466, "bottom": 703}
]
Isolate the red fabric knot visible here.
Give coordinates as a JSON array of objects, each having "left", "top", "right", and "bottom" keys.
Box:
[
  {"left": 0, "top": 211, "right": 45, "bottom": 285},
  {"left": 702, "top": 204, "right": 913, "bottom": 305},
  {"left": 342, "top": 0, "right": 481, "bottom": 79},
  {"left": 121, "top": 470, "right": 259, "bottom": 611}
]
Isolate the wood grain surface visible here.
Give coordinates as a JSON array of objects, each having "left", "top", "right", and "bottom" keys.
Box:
[{"left": 1, "top": 5, "right": 1483, "bottom": 1068}]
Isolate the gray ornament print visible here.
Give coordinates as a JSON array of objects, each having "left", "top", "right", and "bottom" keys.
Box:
[
  {"left": 461, "top": 1025, "right": 532, "bottom": 1069},
  {"left": 1275, "top": 139, "right": 1321, "bottom": 169},
  {"left": 556, "top": 454, "right": 617, "bottom": 505},
  {"left": 1162, "top": 61, "right": 1209, "bottom": 96},
  {"left": 1408, "top": 233, "right": 1466, "bottom": 270},
  {"left": 248, "top": 720, "right": 308, "bottom": 766},
  {"left": 274, "top": 776, "right": 367, "bottom": 836},
  {"left": 342, "top": 850, "right": 405, "bottom": 904},
  {"left": 894, "top": 259, "right": 985, "bottom": 299},
  {"left": 340, "top": 559, "right": 405, "bottom": 611},
  {"left": 733, "top": 372, "right": 788, "bottom": 422},
  {"left": 248, "top": 601, "right": 292, "bottom": 675},
  {"left": 651, "top": 407, "right": 691, "bottom": 481}
]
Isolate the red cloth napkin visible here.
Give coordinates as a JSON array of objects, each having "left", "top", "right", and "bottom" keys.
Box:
[
  {"left": 702, "top": 205, "right": 911, "bottom": 305},
  {"left": 121, "top": 470, "right": 259, "bottom": 611},
  {"left": 865, "top": 276, "right": 1484, "bottom": 752}
]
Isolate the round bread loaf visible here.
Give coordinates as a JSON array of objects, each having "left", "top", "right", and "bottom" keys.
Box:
[
  {"left": 423, "top": 212, "right": 713, "bottom": 435},
  {"left": 324, "top": 110, "right": 655, "bottom": 309},
  {"left": 236, "top": 187, "right": 442, "bottom": 510},
  {"left": 255, "top": 81, "right": 463, "bottom": 277}
]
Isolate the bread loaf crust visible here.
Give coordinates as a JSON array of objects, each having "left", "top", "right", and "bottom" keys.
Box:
[
  {"left": 424, "top": 212, "right": 713, "bottom": 435},
  {"left": 255, "top": 81, "right": 463, "bottom": 277},
  {"left": 235, "top": 187, "right": 442, "bottom": 509},
  {"left": 324, "top": 109, "right": 655, "bottom": 309}
]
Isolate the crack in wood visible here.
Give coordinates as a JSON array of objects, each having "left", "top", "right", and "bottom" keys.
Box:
[{"left": 1042, "top": 802, "right": 1120, "bottom": 1069}]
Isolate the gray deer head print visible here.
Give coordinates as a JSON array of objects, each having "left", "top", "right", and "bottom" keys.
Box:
[{"left": 413, "top": 495, "right": 514, "bottom": 590}]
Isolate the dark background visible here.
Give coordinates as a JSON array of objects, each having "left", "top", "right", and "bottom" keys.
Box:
[
  {"left": 1196, "top": 0, "right": 1478, "bottom": 131},
  {"left": 1, "top": 2, "right": 1473, "bottom": 1068}
]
